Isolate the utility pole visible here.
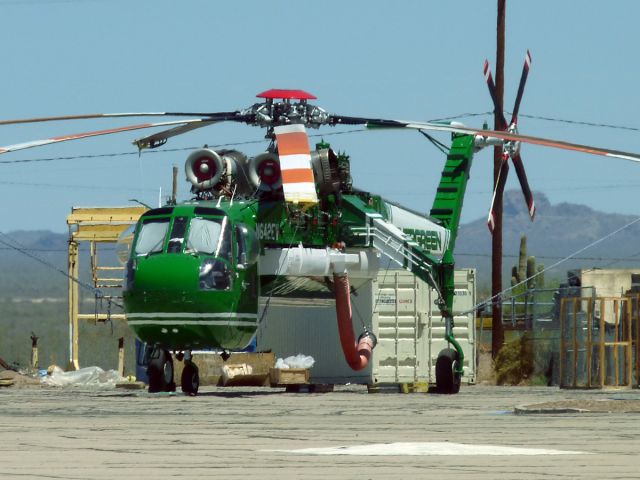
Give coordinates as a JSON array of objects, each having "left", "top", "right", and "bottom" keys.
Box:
[{"left": 491, "top": 0, "right": 506, "bottom": 358}]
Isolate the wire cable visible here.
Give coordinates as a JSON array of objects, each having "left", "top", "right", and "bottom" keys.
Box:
[
  {"left": 257, "top": 224, "right": 302, "bottom": 329},
  {"left": 0, "top": 231, "right": 123, "bottom": 310},
  {"left": 462, "top": 215, "right": 640, "bottom": 316},
  {"left": 418, "top": 130, "right": 449, "bottom": 154},
  {"left": 8, "top": 245, "right": 640, "bottom": 265},
  {"left": 0, "top": 129, "right": 367, "bottom": 166},
  {"left": 0, "top": 180, "right": 157, "bottom": 191},
  {"left": 511, "top": 112, "right": 640, "bottom": 133}
]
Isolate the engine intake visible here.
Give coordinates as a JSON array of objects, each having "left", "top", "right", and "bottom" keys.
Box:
[
  {"left": 248, "top": 152, "right": 282, "bottom": 192},
  {"left": 185, "top": 149, "right": 225, "bottom": 191}
]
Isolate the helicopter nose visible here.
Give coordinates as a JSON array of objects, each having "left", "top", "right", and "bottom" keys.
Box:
[
  {"left": 123, "top": 254, "right": 256, "bottom": 350},
  {"left": 128, "top": 254, "right": 201, "bottom": 292}
]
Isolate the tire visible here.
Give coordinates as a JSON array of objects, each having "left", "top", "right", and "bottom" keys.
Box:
[
  {"left": 147, "top": 348, "right": 174, "bottom": 393},
  {"left": 436, "top": 348, "right": 461, "bottom": 394},
  {"left": 181, "top": 363, "right": 200, "bottom": 396}
]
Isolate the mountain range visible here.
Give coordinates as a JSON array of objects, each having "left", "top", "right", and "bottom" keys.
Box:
[{"left": 455, "top": 190, "right": 640, "bottom": 288}]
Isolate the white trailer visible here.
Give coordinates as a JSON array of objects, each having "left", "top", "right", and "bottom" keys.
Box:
[{"left": 257, "top": 268, "right": 476, "bottom": 385}]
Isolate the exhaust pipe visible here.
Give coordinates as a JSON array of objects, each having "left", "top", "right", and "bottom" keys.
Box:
[{"left": 333, "top": 273, "right": 377, "bottom": 371}]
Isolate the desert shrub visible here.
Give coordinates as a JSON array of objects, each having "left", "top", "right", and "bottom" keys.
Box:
[{"left": 494, "top": 332, "right": 534, "bottom": 385}]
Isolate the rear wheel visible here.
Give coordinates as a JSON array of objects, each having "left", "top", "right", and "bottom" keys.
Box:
[
  {"left": 436, "top": 348, "right": 461, "bottom": 394},
  {"left": 148, "top": 348, "right": 175, "bottom": 393},
  {"left": 181, "top": 362, "right": 200, "bottom": 396}
]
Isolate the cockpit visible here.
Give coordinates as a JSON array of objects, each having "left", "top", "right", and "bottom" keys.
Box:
[
  {"left": 127, "top": 206, "right": 257, "bottom": 292},
  {"left": 134, "top": 215, "right": 232, "bottom": 260}
]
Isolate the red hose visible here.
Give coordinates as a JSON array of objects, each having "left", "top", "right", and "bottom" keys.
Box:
[{"left": 333, "top": 273, "right": 375, "bottom": 371}]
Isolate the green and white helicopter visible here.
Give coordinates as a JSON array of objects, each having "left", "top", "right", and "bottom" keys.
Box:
[{"left": 3, "top": 59, "right": 640, "bottom": 395}]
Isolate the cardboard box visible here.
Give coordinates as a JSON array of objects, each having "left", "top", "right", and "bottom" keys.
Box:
[{"left": 269, "top": 368, "right": 310, "bottom": 386}]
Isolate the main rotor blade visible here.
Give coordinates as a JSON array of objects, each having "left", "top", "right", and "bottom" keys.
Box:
[
  {"left": 0, "top": 119, "right": 210, "bottom": 155},
  {"left": 511, "top": 50, "right": 532, "bottom": 125},
  {"left": 133, "top": 121, "right": 218, "bottom": 150},
  {"left": 510, "top": 151, "right": 536, "bottom": 220},
  {"left": 487, "top": 154, "right": 510, "bottom": 233},
  {"left": 359, "top": 119, "right": 640, "bottom": 163},
  {"left": 483, "top": 59, "right": 509, "bottom": 130},
  {"left": 0, "top": 111, "right": 242, "bottom": 126}
]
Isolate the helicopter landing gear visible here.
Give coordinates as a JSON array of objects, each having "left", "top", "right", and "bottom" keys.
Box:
[
  {"left": 147, "top": 347, "right": 176, "bottom": 393},
  {"left": 435, "top": 348, "right": 461, "bottom": 394},
  {"left": 180, "top": 352, "right": 200, "bottom": 396}
]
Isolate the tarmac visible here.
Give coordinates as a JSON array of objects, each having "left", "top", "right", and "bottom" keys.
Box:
[{"left": 2, "top": 384, "right": 640, "bottom": 479}]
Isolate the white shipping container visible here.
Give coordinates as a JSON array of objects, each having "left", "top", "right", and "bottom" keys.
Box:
[{"left": 257, "top": 269, "right": 476, "bottom": 385}]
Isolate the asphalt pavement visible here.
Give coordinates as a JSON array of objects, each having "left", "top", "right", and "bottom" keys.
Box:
[{"left": 1, "top": 384, "right": 640, "bottom": 479}]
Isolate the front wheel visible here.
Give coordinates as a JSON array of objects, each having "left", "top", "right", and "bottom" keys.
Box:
[
  {"left": 148, "top": 348, "right": 175, "bottom": 393},
  {"left": 181, "top": 362, "right": 200, "bottom": 396},
  {"left": 435, "top": 348, "right": 461, "bottom": 394}
]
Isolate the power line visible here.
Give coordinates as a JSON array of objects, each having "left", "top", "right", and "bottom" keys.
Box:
[
  {"left": 464, "top": 215, "right": 640, "bottom": 314},
  {"left": 6, "top": 244, "right": 640, "bottom": 265},
  {"left": 427, "top": 112, "right": 492, "bottom": 122},
  {"left": 0, "top": 141, "right": 261, "bottom": 165},
  {"left": 456, "top": 252, "right": 640, "bottom": 262},
  {"left": 513, "top": 112, "right": 640, "bottom": 133},
  {"left": 0, "top": 232, "right": 122, "bottom": 309},
  {"left": 0, "top": 129, "right": 366, "bottom": 166},
  {"left": 0, "top": 180, "right": 157, "bottom": 191}
]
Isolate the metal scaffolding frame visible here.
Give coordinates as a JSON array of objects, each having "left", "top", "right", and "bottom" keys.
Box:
[
  {"left": 559, "top": 295, "right": 638, "bottom": 389},
  {"left": 66, "top": 206, "right": 147, "bottom": 370}
]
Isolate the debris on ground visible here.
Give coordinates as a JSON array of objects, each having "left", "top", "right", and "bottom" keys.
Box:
[
  {"left": 0, "top": 369, "right": 40, "bottom": 388},
  {"left": 41, "top": 366, "right": 124, "bottom": 388},
  {"left": 275, "top": 354, "right": 315, "bottom": 369},
  {"left": 515, "top": 399, "right": 640, "bottom": 414}
]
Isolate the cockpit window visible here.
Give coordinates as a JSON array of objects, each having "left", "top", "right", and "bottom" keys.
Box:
[
  {"left": 186, "top": 216, "right": 232, "bottom": 260},
  {"left": 134, "top": 218, "right": 169, "bottom": 256},
  {"left": 167, "top": 216, "right": 188, "bottom": 253},
  {"left": 236, "top": 223, "right": 259, "bottom": 266}
]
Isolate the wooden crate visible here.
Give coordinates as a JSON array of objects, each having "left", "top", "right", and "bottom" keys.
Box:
[
  {"left": 222, "top": 363, "right": 270, "bottom": 387},
  {"left": 269, "top": 368, "right": 310, "bottom": 386},
  {"left": 173, "top": 352, "right": 275, "bottom": 387}
]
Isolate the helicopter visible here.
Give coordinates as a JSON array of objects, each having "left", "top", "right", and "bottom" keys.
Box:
[{"left": 3, "top": 57, "right": 640, "bottom": 395}]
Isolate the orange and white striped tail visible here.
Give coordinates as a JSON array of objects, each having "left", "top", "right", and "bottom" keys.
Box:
[{"left": 274, "top": 124, "right": 318, "bottom": 204}]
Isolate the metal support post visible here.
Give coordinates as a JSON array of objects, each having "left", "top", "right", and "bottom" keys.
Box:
[
  {"left": 30, "top": 333, "right": 39, "bottom": 370},
  {"left": 68, "top": 239, "right": 80, "bottom": 371},
  {"left": 118, "top": 337, "right": 125, "bottom": 377}
]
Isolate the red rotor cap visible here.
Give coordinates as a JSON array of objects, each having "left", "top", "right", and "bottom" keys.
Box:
[{"left": 256, "top": 89, "right": 317, "bottom": 100}]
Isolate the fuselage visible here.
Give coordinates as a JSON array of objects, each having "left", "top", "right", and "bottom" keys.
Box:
[{"left": 123, "top": 191, "right": 452, "bottom": 352}]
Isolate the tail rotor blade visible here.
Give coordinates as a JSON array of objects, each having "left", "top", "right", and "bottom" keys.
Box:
[
  {"left": 487, "top": 154, "right": 510, "bottom": 232},
  {"left": 511, "top": 50, "right": 532, "bottom": 125},
  {"left": 483, "top": 59, "right": 508, "bottom": 129},
  {"left": 510, "top": 152, "right": 536, "bottom": 220}
]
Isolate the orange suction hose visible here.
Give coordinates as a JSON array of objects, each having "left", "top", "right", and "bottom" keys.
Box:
[{"left": 333, "top": 273, "right": 376, "bottom": 371}]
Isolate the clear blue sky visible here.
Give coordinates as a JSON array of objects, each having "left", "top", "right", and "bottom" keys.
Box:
[{"left": 1, "top": 0, "right": 639, "bottom": 232}]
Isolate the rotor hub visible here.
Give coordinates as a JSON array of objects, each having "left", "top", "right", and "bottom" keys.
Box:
[{"left": 243, "top": 101, "right": 329, "bottom": 130}]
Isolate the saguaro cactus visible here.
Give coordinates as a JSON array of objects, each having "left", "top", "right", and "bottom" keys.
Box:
[{"left": 518, "top": 235, "right": 527, "bottom": 283}]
